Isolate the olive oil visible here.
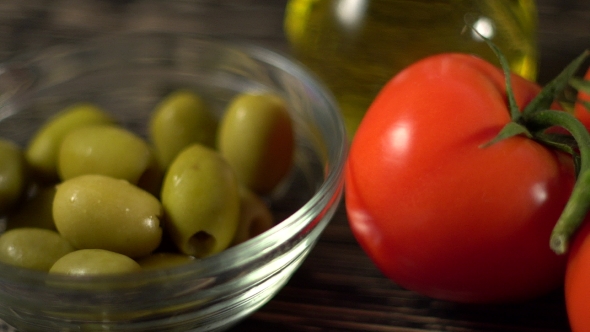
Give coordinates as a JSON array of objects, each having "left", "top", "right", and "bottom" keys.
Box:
[{"left": 284, "top": 0, "right": 538, "bottom": 136}]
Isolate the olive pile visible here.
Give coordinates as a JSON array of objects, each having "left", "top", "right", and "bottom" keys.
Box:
[{"left": 0, "top": 90, "right": 295, "bottom": 276}]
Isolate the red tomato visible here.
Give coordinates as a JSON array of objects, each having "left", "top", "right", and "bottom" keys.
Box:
[
  {"left": 565, "top": 68, "right": 590, "bottom": 332},
  {"left": 345, "top": 53, "right": 573, "bottom": 303},
  {"left": 565, "top": 222, "right": 590, "bottom": 332}
]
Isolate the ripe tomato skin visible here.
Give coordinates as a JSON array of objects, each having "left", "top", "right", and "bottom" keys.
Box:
[
  {"left": 566, "top": 69, "right": 590, "bottom": 332},
  {"left": 345, "top": 53, "right": 572, "bottom": 303},
  {"left": 565, "top": 222, "right": 590, "bottom": 332}
]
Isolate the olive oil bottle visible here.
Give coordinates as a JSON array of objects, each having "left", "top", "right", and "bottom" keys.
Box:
[{"left": 284, "top": 0, "right": 538, "bottom": 136}]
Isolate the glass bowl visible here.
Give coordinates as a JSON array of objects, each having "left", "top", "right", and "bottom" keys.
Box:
[{"left": 0, "top": 32, "right": 347, "bottom": 331}]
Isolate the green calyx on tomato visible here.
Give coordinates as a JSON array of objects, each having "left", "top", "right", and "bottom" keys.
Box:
[{"left": 480, "top": 42, "right": 590, "bottom": 255}]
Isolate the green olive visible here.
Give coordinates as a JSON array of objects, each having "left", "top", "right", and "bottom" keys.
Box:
[
  {"left": 0, "top": 139, "right": 27, "bottom": 214},
  {"left": 232, "top": 186, "right": 274, "bottom": 245},
  {"left": 136, "top": 252, "right": 195, "bottom": 270},
  {"left": 6, "top": 186, "right": 57, "bottom": 231},
  {"left": 25, "top": 103, "right": 115, "bottom": 182},
  {"left": 58, "top": 125, "right": 154, "bottom": 185},
  {"left": 53, "top": 174, "right": 163, "bottom": 258},
  {"left": 49, "top": 249, "right": 142, "bottom": 276},
  {"left": 149, "top": 90, "right": 218, "bottom": 170},
  {"left": 217, "top": 92, "right": 294, "bottom": 194},
  {"left": 161, "top": 144, "right": 240, "bottom": 258},
  {"left": 0, "top": 228, "right": 75, "bottom": 271}
]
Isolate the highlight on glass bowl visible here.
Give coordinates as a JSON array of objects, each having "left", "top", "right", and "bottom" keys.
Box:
[{"left": 0, "top": 32, "right": 347, "bottom": 331}]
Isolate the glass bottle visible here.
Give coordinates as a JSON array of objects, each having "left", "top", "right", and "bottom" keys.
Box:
[{"left": 284, "top": 0, "right": 538, "bottom": 137}]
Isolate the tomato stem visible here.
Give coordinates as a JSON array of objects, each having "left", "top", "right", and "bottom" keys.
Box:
[
  {"left": 473, "top": 25, "right": 522, "bottom": 120},
  {"left": 522, "top": 51, "right": 589, "bottom": 118},
  {"left": 465, "top": 27, "right": 589, "bottom": 254},
  {"left": 570, "top": 77, "right": 590, "bottom": 96},
  {"left": 528, "top": 109, "right": 590, "bottom": 254},
  {"left": 487, "top": 47, "right": 590, "bottom": 254},
  {"left": 550, "top": 171, "right": 590, "bottom": 254}
]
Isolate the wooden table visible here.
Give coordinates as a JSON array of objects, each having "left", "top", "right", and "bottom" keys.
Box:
[
  {"left": 232, "top": 207, "right": 573, "bottom": 332},
  {"left": 0, "top": 1, "right": 588, "bottom": 331}
]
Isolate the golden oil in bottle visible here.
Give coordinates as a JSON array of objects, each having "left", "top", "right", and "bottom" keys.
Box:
[{"left": 284, "top": 0, "right": 538, "bottom": 137}]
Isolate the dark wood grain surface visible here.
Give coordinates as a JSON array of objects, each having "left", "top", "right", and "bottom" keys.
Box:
[{"left": 0, "top": 1, "right": 589, "bottom": 331}]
